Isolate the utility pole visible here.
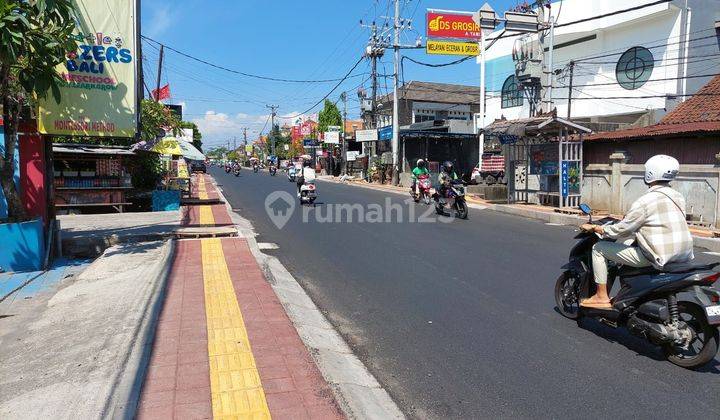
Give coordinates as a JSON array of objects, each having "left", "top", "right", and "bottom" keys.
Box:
[
  {"left": 233, "top": 136, "right": 237, "bottom": 151},
  {"left": 537, "top": 0, "right": 555, "bottom": 115},
  {"left": 341, "top": 92, "right": 348, "bottom": 175},
  {"left": 391, "top": 0, "right": 400, "bottom": 185},
  {"left": 266, "top": 105, "right": 278, "bottom": 158},
  {"left": 155, "top": 44, "right": 164, "bottom": 102},
  {"left": 566, "top": 61, "right": 575, "bottom": 119}
]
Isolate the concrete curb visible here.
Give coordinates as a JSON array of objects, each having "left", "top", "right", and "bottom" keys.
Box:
[
  {"left": 103, "top": 239, "right": 176, "bottom": 420},
  {"left": 212, "top": 176, "right": 405, "bottom": 419}
]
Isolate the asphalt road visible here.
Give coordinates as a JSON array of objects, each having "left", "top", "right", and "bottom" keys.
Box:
[{"left": 210, "top": 166, "right": 720, "bottom": 419}]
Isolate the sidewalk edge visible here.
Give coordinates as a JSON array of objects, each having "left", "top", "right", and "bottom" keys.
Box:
[
  {"left": 103, "top": 239, "right": 176, "bottom": 420},
  {"left": 212, "top": 176, "right": 405, "bottom": 420}
]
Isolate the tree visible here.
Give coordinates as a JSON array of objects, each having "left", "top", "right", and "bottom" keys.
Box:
[
  {"left": 317, "top": 99, "right": 342, "bottom": 135},
  {"left": 1, "top": 0, "right": 76, "bottom": 221},
  {"left": 141, "top": 99, "right": 180, "bottom": 141}
]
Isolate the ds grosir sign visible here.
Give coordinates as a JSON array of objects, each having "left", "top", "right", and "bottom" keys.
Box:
[{"left": 426, "top": 11, "right": 481, "bottom": 40}]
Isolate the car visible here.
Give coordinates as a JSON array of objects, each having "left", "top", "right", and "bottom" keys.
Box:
[{"left": 190, "top": 160, "right": 207, "bottom": 173}]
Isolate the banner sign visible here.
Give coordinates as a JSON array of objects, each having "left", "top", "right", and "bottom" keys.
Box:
[
  {"left": 426, "top": 40, "right": 479, "bottom": 56},
  {"left": 355, "top": 129, "right": 378, "bottom": 142},
  {"left": 38, "top": 0, "right": 138, "bottom": 137},
  {"left": 303, "top": 139, "right": 319, "bottom": 147},
  {"left": 378, "top": 125, "right": 392, "bottom": 141},
  {"left": 324, "top": 132, "right": 340, "bottom": 144},
  {"left": 561, "top": 161, "right": 569, "bottom": 197},
  {"left": 426, "top": 11, "right": 481, "bottom": 40}
]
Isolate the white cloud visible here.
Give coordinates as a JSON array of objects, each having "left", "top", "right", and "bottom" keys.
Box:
[{"left": 146, "top": 6, "right": 172, "bottom": 37}]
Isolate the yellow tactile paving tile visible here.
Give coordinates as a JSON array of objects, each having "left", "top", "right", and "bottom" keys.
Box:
[
  {"left": 201, "top": 238, "right": 272, "bottom": 419},
  {"left": 196, "top": 176, "right": 215, "bottom": 225}
]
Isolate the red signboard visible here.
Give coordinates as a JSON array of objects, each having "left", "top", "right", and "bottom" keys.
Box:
[{"left": 426, "top": 11, "right": 480, "bottom": 40}]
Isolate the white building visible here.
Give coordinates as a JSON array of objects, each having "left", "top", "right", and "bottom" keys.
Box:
[{"left": 482, "top": 0, "right": 720, "bottom": 131}]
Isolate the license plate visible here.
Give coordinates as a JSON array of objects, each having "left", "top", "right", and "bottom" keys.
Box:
[{"left": 706, "top": 305, "right": 720, "bottom": 317}]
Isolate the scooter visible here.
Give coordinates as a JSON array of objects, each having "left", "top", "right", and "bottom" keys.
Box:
[
  {"left": 224, "top": 163, "right": 231, "bottom": 173},
  {"left": 269, "top": 165, "right": 277, "bottom": 176},
  {"left": 433, "top": 180, "right": 468, "bottom": 219},
  {"left": 287, "top": 167, "right": 296, "bottom": 182},
  {"left": 411, "top": 174, "right": 433, "bottom": 205},
  {"left": 233, "top": 164, "right": 241, "bottom": 177},
  {"left": 253, "top": 164, "right": 259, "bottom": 173},
  {"left": 299, "top": 180, "right": 317, "bottom": 205},
  {"left": 555, "top": 203, "right": 720, "bottom": 369}
]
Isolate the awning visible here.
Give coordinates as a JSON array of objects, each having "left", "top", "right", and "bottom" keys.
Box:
[{"left": 484, "top": 115, "right": 591, "bottom": 144}]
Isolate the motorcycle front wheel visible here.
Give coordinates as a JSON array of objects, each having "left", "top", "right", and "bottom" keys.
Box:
[
  {"left": 423, "top": 193, "right": 431, "bottom": 205},
  {"left": 664, "top": 302, "right": 719, "bottom": 369},
  {"left": 554, "top": 271, "right": 582, "bottom": 320},
  {"left": 455, "top": 200, "right": 468, "bottom": 219}
]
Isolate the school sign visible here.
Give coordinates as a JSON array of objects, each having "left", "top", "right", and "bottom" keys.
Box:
[{"left": 38, "top": 0, "right": 138, "bottom": 137}]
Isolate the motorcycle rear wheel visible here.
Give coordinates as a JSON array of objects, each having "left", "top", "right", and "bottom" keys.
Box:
[
  {"left": 554, "top": 271, "right": 582, "bottom": 320},
  {"left": 455, "top": 200, "right": 468, "bottom": 219},
  {"left": 664, "top": 302, "right": 719, "bottom": 369}
]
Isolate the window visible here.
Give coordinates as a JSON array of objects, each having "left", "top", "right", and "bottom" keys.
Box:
[
  {"left": 616, "top": 46, "right": 654, "bottom": 90},
  {"left": 414, "top": 115, "right": 435, "bottom": 123},
  {"left": 501, "top": 75, "right": 523, "bottom": 108}
]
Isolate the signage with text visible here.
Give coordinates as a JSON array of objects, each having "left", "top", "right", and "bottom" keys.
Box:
[
  {"left": 38, "top": 0, "right": 138, "bottom": 137},
  {"left": 426, "top": 11, "right": 481, "bottom": 40},
  {"left": 355, "top": 129, "right": 378, "bottom": 142},
  {"left": 426, "top": 40, "right": 479, "bottom": 56}
]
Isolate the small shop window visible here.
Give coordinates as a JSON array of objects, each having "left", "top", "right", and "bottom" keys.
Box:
[
  {"left": 501, "top": 75, "right": 523, "bottom": 108},
  {"left": 616, "top": 46, "right": 654, "bottom": 90}
]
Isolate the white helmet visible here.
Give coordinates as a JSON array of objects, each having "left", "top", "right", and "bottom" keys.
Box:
[
  {"left": 645, "top": 155, "right": 679, "bottom": 184},
  {"left": 416, "top": 159, "right": 426, "bottom": 167}
]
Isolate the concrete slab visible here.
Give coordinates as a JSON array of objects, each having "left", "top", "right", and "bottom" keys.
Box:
[{"left": 0, "top": 239, "right": 174, "bottom": 419}]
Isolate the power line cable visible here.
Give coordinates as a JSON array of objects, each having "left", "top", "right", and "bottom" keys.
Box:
[{"left": 142, "top": 35, "right": 367, "bottom": 84}]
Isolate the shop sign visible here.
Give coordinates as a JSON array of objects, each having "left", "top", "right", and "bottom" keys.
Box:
[
  {"left": 38, "top": 0, "right": 138, "bottom": 137},
  {"left": 426, "top": 11, "right": 481, "bottom": 40}
]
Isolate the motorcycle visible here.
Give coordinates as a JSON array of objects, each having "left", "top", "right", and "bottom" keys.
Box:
[
  {"left": 253, "top": 164, "right": 259, "bottom": 173},
  {"left": 233, "top": 163, "right": 241, "bottom": 177},
  {"left": 555, "top": 203, "right": 720, "bottom": 369},
  {"left": 411, "top": 174, "right": 432, "bottom": 205},
  {"left": 299, "top": 180, "right": 316, "bottom": 205},
  {"left": 433, "top": 180, "right": 468, "bottom": 219},
  {"left": 269, "top": 165, "right": 277, "bottom": 176},
  {"left": 287, "top": 167, "right": 297, "bottom": 182},
  {"left": 224, "top": 163, "right": 232, "bottom": 173}
]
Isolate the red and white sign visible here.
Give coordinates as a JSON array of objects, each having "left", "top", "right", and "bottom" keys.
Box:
[{"left": 426, "top": 11, "right": 481, "bottom": 40}]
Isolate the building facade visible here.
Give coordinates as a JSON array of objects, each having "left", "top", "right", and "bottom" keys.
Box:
[{"left": 482, "top": 0, "right": 720, "bottom": 131}]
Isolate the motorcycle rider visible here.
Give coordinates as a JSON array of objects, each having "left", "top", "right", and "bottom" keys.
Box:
[
  {"left": 436, "top": 160, "right": 459, "bottom": 203},
  {"left": 411, "top": 159, "right": 430, "bottom": 198},
  {"left": 297, "top": 155, "right": 315, "bottom": 197},
  {"left": 580, "top": 155, "right": 694, "bottom": 309}
]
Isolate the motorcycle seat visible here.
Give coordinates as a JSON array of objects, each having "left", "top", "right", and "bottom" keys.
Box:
[{"left": 619, "top": 262, "right": 718, "bottom": 277}]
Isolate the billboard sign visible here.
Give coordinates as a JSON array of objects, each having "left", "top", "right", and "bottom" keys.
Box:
[
  {"left": 378, "top": 125, "right": 392, "bottom": 141},
  {"left": 426, "top": 40, "right": 479, "bottom": 56},
  {"left": 38, "top": 0, "right": 138, "bottom": 137},
  {"left": 426, "top": 11, "right": 481, "bottom": 40},
  {"left": 355, "top": 129, "right": 378, "bottom": 142},
  {"left": 324, "top": 132, "right": 340, "bottom": 144}
]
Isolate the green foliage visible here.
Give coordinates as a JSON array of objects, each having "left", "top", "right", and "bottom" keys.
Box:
[
  {"left": 140, "top": 99, "right": 180, "bottom": 141},
  {"left": 179, "top": 120, "right": 203, "bottom": 152},
  {"left": 1, "top": 0, "right": 77, "bottom": 221},
  {"left": 317, "top": 99, "right": 342, "bottom": 134}
]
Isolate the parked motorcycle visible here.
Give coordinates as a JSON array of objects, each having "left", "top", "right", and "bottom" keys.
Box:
[
  {"left": 433, "top": 180, "right": 468, "bottom": 219},
  {"left": 287, "top": 167, "right": 297, "bottom": 182},
  {"left": 411, "top": 174, "right": 433, "bottom": 205},
  {"left": 555, "top": 203, "right": 720, "bottom": 369},
  {"left": 299, "top": 180, "right": 317, "bottom": 205},
  {"left": 269, "top": 165, "right": 277, "bottom": 176}
]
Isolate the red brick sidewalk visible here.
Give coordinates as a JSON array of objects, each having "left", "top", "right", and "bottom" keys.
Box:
[{"left": 137, "top": 174, "right": 343, "bottom": 419}]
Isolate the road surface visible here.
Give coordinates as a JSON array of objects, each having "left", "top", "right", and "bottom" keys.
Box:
[{"left": 211, "top": 166, "right": 720, "bottom": 419}]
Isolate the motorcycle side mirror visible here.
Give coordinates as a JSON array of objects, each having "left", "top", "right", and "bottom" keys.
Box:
[{"left": 578, "top": 203, "right": 592, "bottom": 215}]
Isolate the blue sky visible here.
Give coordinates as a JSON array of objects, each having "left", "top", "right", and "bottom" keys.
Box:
[{"left": 141, "top": 0, "right": 519, "bottom": 148}]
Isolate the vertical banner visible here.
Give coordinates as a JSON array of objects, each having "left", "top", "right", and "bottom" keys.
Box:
[
  {"left": 561, "top": 161, "right": 569, "bottom": 197},
  {"left": 38, "top": 0, "right": 138, "bottom": 137}
]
